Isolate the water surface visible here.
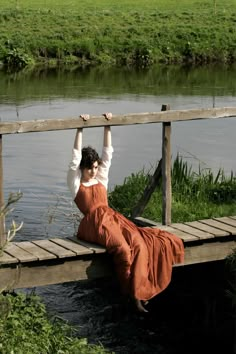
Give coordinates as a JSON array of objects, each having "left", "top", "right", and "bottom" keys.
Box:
[{"left": 1, "top": 64, "right": 235, "bottom": 353}]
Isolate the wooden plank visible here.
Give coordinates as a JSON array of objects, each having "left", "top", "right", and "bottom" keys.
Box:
[
  {"left": 131, "top": 159, "right": 162, "bottom": 218},
  {"left": 0, "top": 251, "right": 18, "bottom": 264},
  {"left": 0, "top": 255, "right": 112, "bottom": 289},
  {"left": 0, "top": 107, "right": 236, "bottom": 134},
  {"left": 68, "top": 236, "right": 106, "bottom": 254},
  {"left": 229, "top": 216, "right": 236, "bottom": 220},
  {"left": 0, "top": 134, "right": 5, "bottom": 248},
  {"left": 0, "top": 266, "right": 21, "bottom": 291},
  {"left": 199, "top": 219, "right": 236, "bottom": 234},
  {"left": 213, "top": 216, "right": 236, "bottom": 228},
  {"left": 4, "top": 243, "right": 38, "bottom": 262},
  {"left": 180, "top": 241, "right": 236, "bottom": 266},
  {"left": 133, "top": 216, "right": 162, "bottom": 227},
  {"left": 51, "top": 237, "right": 92, "bottom": 255},
  {"left": 1, "top": 240, "right": 235, "bottom": 289},
  {"left": 156, "top": 225, "right": 199, "bottom": 242},
  {"left": 184, "top": 221, "right": 229, "bottom": 237},
  {"left": 32, "top": 240, "right": 75, "bottom": 258},
  {"left": 15, "top": 241, "right": 57, "bottom": 261},
  {"left": 162, "top": 104, "right": 172, "bottom": 225},
  {"left": 170, "top": 223, "right": 214, "bottom": 240}
]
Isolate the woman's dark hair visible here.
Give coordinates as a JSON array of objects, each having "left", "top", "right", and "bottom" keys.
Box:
[{"left": 79, "top": 146, "right": 102, "bottom": 170}]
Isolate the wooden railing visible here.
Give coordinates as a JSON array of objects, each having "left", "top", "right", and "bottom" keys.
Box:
[{"left": 1, "top": 105, "right": 236, "bottom": 247}]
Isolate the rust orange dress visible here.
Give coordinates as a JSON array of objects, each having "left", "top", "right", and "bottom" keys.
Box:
[{"left": 74, "top": 182, "right": 184, "bottom": 302}]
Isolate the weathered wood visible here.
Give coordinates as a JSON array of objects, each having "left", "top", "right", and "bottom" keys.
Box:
[
  {"left": 132, "top": 216, "right": 162, "bottom": 227},
  {"left": 156, "top": 225, "right": 199, "bottom": 242},
  {"left": 183, "top": 221, "right": 230, "bottom": 237},
  {"left": 182, "top": 241, "right": 236, "bottom": 265},
  {"left": 0, "top": 134, "right": 5, "bottom": 248},
  {"left": 213, "top": 216, "right": 236, "bottom": 227},
  {"left": 162, "top": 104, "right": 172, "bottom": 225},
  {"left": 199, "top": 219, "right": 236, "bottom": 234},
  {"left": 131, "top": 159, "right": 162, "bottom": 218},
  {"left": 0, "top": 254, "right": 112, "bottom": 290},
  {"left": 68, "top": 236, "right": 106, "bottom": 254},
  {"left": 170, "top": 223, "right": 215, "bottom": 240},
  {"left": 0, "top": 238, "right": 235, "bottom": 289},
  {"left": 51, "top": 237, "right": 93, "bottom": 255},
  {"left": 32, "top": 240, "right": 76, "bottom": 258},
  {"left": 0, "top": 251, "right": 18, "bottom": 264},
  {"left": 4, "top": 243, "right": 38, "bottom": 262},
  {"left": 0, "top": 107, "right": 236, "bottom": 134},
  {"left": 0, "top": 213, "right": 235, "bottom": 290},
  {"left": 16, "top": 241, "right": 57, "bottom": 261},
  {"left": 133, "top": 216, "right": 228, "bottom": 242}
]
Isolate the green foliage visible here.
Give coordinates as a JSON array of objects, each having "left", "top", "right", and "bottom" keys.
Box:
[
  {"left": 3, "top": 48, "right": 34, "bottom": 70},
  {"left": 108, "top": 169, "right": 148, "bottom": 215},
  {"left": 0, "top": 1, "right": 236, "bottom": 70},
  {"left": 0, "top": 292, "right": 110, "bottom": 354},
  {"left": 0, "top": 192, "right": 23, "bottom": 256},
  {"left": 109, "top": 156, "right": 236, "bottom": 223}
]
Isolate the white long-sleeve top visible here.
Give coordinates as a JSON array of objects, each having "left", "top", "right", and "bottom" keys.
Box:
[{"left": 67, "top": 146, "right": 114, "bottom": 200}]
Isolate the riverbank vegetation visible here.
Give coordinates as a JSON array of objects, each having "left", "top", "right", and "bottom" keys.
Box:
[
  {"left": 0, "top": 195, "right": 110, "bottom": 353},
  {"left": 0, "top": 292, "right": 110, "bottom": 354},
  {"left": 0, "top": 0, "right": 236, "bottom": 70},
  {"left": 109, "top": 156, "right": 236, "bottom": 222}
]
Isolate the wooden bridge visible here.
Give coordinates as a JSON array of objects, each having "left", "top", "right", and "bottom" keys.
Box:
[{"left": 0, "top": 106, "right": 236, "bottom": 291}]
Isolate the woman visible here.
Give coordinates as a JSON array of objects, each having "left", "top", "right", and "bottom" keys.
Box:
[{"left": 67, "top": 113, "right": 184, "bottom": 313}]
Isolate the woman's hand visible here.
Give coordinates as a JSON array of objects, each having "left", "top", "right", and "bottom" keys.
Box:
[
  {"left": 103, "top": 112, "right": 112, "bottom": 120},
  {"left": 80, "top": 114, "right": 90, "bottom": 121}
]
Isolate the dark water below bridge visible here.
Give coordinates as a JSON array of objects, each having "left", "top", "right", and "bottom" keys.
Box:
[{"left": 0, "top": 64, "right": 235, "bottom": 353}]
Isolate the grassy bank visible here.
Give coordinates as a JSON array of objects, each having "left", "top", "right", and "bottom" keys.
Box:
[
  {"left": 0, "top": 0, "right": 236, "bottom": 69},
  {"left": 109, "top": 156, "right": 236, "bottom": 223},
  {"left": 0, "top": 292, "right": 110, "bottom": 354}
]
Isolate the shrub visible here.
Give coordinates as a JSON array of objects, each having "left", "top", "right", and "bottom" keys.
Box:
[{"left": 0, "top": 292, "right": 110, "bottom": 354}]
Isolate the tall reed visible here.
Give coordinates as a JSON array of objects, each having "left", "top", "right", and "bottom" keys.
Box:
[{"left": 109, "top": 156, "right": 236, "bottom": 223}]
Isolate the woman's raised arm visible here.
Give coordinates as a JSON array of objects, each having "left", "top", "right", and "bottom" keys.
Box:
[
  {"left": 73, "top": 128, "right": 83, "bottom": 151},
  {"left": 73, "top": 113, "right": 90, "bottom": 151},
  {"left": 103, "top": 112, "right": 112, "bottom": 148}
]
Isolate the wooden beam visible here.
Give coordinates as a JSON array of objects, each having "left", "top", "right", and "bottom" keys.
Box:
[
  {"left": 162, "top": 104, "right": 172, "bottom": 225},
  {"left": 0, "top": 254, "right": 113, "bottom": 290},
  {"left": 0, "top": 107, "right": 236, "bottom": 134},
  {"left": 131, "top": 158, "right": 162, "bottom": 218},
  {"left": 0, "top": 134, "right": 5, "bottom": 249},
  {"left": 0, "top": 240, "right": 234, "bottom": 290},
  {"left": 182, "top": 240, "right": 236, "bottom": 266}
]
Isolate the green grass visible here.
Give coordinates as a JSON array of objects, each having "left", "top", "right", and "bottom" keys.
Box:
[
  {"left": 1, "top": 0, "right": 236, "bottom": 12},
  {"left": 0, "top": 292, "right": 110, "bottom": 354},
  {"left": 0, "top": 0, "right": 236, "bottom": 69},
  {"left": 108, "top": 156, "right": 236, "bottom": 223}
]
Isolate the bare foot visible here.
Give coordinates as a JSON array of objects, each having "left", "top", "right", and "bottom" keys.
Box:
[
  {"left": 103, "top": 112, "right": 112, "bottom": 120},
  {"left": 135, "top": 299, "right": 148, "bottom": 313},
  {"left": 80, "top": 114, "right": 90, "bottom": 121}
]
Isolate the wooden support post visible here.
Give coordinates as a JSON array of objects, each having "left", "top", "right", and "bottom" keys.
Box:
[
  {"left": 0, "top": 134, "right": 5, "bottom": 248},
  {"left": 131, "top": 158, "right": 162, "bottom": 218},
  {"left": 161, "top": 104, "right": 172, "bottom": 225}
]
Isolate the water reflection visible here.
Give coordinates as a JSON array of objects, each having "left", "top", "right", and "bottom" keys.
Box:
[
  {"left": 1, "top": 64, "right": 236, "bottom": 106},
  {"left": 1, "top": 64, "right": 236, "bottom": 240},
  {"left": 2, "top": 64, "right": 235, "bottom": 352}
]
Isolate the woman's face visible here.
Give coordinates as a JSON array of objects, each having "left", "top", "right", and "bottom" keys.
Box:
[{"left": 81, "top": 161, "right": 99, "bottom": 182}]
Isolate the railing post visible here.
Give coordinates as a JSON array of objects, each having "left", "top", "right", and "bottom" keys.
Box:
[
  {"left": 161, "top": 104, "right": 172, "bottom": 225},
  {"left": 0, "top": 134, "right": 5, "bottom": 248}
]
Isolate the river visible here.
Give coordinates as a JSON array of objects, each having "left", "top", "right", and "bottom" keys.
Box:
[{"left": 0, "top": 64, "right": 235, "bottom": 353}]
